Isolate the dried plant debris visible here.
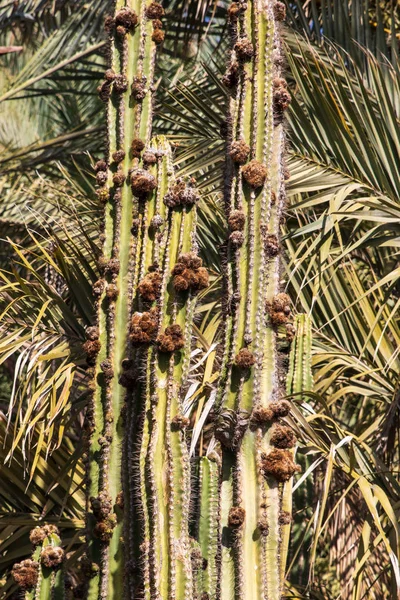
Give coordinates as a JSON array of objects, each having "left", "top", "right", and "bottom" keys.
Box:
[
  {"left": 130, "top": 308, "right": 158, "bottom": 344},
  {"left": 164, "top": 178, "right": 199, "bottom": 207},
  {"left": 157, "top": 324, "right": 185, "bottom": 353},
  {"left": 137, "top": 270, "right": 162, "bottom": 301},
  {"left": 172, "top": 253, "right": 209, "bottom": 293},
  {"left": 261, "top": 449, "right": 300, "bottom": 482},
  {"left": 241, "top": 160, "right": 267, "bottom": 188}
]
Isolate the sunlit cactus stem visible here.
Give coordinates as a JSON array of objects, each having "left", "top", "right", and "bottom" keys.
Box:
[
  {"left": 281, "top": 313, "right": 313, "bottom": 583},
  {"left": 12, "top": 525, "right": 65, "bottom": 600},
  {"left": 84, "top": 0, "right": 166, "bottom": 598},
  {"left": 217, "top": 0, "right": 298, "bottom": 599},
  {"left": 129, "top": 136, "right": 208, "bottom": 600}
]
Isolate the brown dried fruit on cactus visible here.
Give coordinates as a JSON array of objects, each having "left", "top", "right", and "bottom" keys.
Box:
[
  {"left": 157, "top": 324, "right": 185, "bottom": 353},
  {"left": 257, "top": 519, "right": 269, "bottom": 536},
  {"left": 228, "top": 2, "right": 246, "bottom": 20},
  {"left": 251, "top": 406, "right": 274, "bottom": 425},
  {"left": 130, "top": 308, "right": 158, "bottom": 344},
  {"left": 90, "top": 492, "right": 113, "bottom": 520},
  {"left": 229, "top": 231, "right": 244, "bottom": 247},
  {"left": 242, "top": 160, "right": 267, "bottom": 188},
  {"left": 115, "top": 491, "right": 124, "bottom": 509},
  {"left": 264, "top": 233, "right": 280, "bottom": 257},
  {"left": 150, "top": 214, "right": 164, "bottom": 229},
  {"left": 116, "top": 24, "right": 127, "bottom": 37},
  {"left": 271, "top": 399, "right": 291, "bottom": 418},
  {"left": 234, "top": 37, "right": 254, "bottom": 61},
  {"left": 115, "top": 7, "right": 138, "bottom": 31},
  {"left": 131, "top": 77, "right": 147, "bottom": 101},
  {"left": 113, "top": 74, "right": 128, "bottom": 94},
  {"left": 131, "top": 170, "right": 157, "bottom": 196},
  {"left": 286, "top": 322, "right": 296, "bottom": 343},
  {"left": 222, "top": 62, "right": 239, "bottom": 88},
  {"left": 112, "top": 149, "right": 125, "bottom": 163},
  {"left": 146, "top": 2, "right": 164, "bottom": 19},
  {"left": 96, "top": 187, "right": 110, "bottom": 203},
  {"left": 106, "top": 283, "right": 119, "bottom": 300},
  {"left": 93, "top": 279, "right": 105, "bottom": 297},
  {"left": 40, "top": 546, "right": 65, "bottom": 568},
  {"left": 234, "top": 348, "right": 255, "bottom": 368},
  {"left": 228, "top": 506, "right": 245, "bottom": 527},
  {"left": 131, "top": 138, "right": 145, "bottom": 157},
  {"left": 29, "top": 525, "right": 59, "bottom": 546},
  {"left": 172, "top": 253, "right": 209, "bottom": 293},
  {"left": 267, "top": 293, "right": 291, "bottom": 325},
  {"left": 137, "top": 271, "right": 162, "bottom": 302},
  {"left": 142, "top": 151, "right": 157, "bottom": 165},
  {"left": 270, "top": 424, "right": 297, "bottom": 449},
  {"left": 95, "top": 160, "right": 107, "bottom": 172},
  {"left": 164, "top": 178, "right": 199, "bottom": 207},
  {"left": 152, "top": 28, "right": 165, "bottom": 44},
  {"left": 12, "top": 560, "right": 39, "bottom": 589},
  {"left": 279, "top": 510, "right": 292, "bottom": 525},
  {"left": 228, "top": 209, "right": 246, "bottom": 231},
  {"left": 113, "top": 170, "right": 126, "bottom": 187},
  {"left": 171, "top": 414, "right": 191, "bottom": 430},
  {"left": 261, "top": 449, "right": 300, "bottom": 482},
  {"left": 83, "top": 339, "right": 101, "bottom": 359},
  {"left": 104, "top": 14, "right": 114, "bottom": 32},
  {"left": 96, "top": 170, "right": 107, "bottom": 185},
  {"left": 274, "top": 1, "right": 286, "bottom": 21},
  {"left": 105, "top": 258, "right": 120, "bottom": 275},
  {"left": 229, "top": 139, "right": 250, "bottom": 164},
  {"left": 97, "top": 81, "right": 111, "bottom": 102},
  {"left": 93, "top": 514, "right": 117, "bottom": 542},
  {"left": 273, "top": 78, "right": 291, "bottom": 122},
  {"left": 100, "top": 359, "right": 114, "bottom": 380}
]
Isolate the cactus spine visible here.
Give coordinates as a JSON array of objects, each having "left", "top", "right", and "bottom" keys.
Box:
[
  {"left": 86, "top": 0, "right": 165, "bottom": 598},
  {"left": 12, "top": 526, "right": 65, "bottom": 600},
  {"left": 217, "top": 1, "right": 297, "bottom": 599}
]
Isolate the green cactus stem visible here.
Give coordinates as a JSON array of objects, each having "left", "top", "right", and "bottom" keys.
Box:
[
  {"left": 86, "top": 1, "right": 165, "bottom": 598},
  {"left": 217, "top": 1, "right": 298, "bottom": 599},
  {"left": 12, "top": 525, "right": 65, "bottom": 600},
  {"left": 281, "top": 313, "right": 313, "bottom": 584},
  {"left": 129, "top": 136, "right": 207, "bottom": 600},
  {"left": 196, "top": 457, "right": 220, "bottom": 600}
]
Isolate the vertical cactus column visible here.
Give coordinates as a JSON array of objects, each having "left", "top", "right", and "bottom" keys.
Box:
[
  {"left": 12, "top": 525, "right": 65, "bottom": 600},
  {"left": 217, "top": 1, "right": 299, "bottom": 599},
  {"left": 129, "top": 136, "right": 208, "bottom": 600},
  {"left": 84, "top": 1, "right": 166, "bottom": 598},
  {"left": 282, "top": 314, "right": 313, "bottom": 583}
]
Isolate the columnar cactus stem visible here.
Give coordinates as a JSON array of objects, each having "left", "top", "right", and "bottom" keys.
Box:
[
  {"left": 281, "top": 314, "right": 313, "bottom": 582},
  {"left": 217, "top": 1, "right": 297, "bottom": 598},
  {"left": 197, "top": 457, "right": 220, "bottom": 600},
  {"left": 85, "top": 1, "right": 164, "bottom": 598},
  {"left": 129, "top": 136, "right": 207, "bottom": 600}
]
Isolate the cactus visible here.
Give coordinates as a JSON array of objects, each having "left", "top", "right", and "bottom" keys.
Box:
[
  {"left": 216, "top": 1, "right": 297, "bottom": 599},
  {"left": 12, "top": 525, "right": 65, "bottom": 599},
  {"left": 128, "top": 135, "right": 206, "bottom": 600},
  {"left": 283, "top": 313, "right": 313, "bottom": 585},
  {"left": 85, "top": 1, "right": 166, "bottom": 598},
  {"left": 195, "top": 457, "right": 220, "bottom": 600}
]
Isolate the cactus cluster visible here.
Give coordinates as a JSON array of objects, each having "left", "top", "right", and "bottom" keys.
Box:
[
  {"left": 11, "top": 1, "right": 303, "bottom": 599},
  {"left": 12, "top": 526, "right": 65, "bottom": 599}
]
